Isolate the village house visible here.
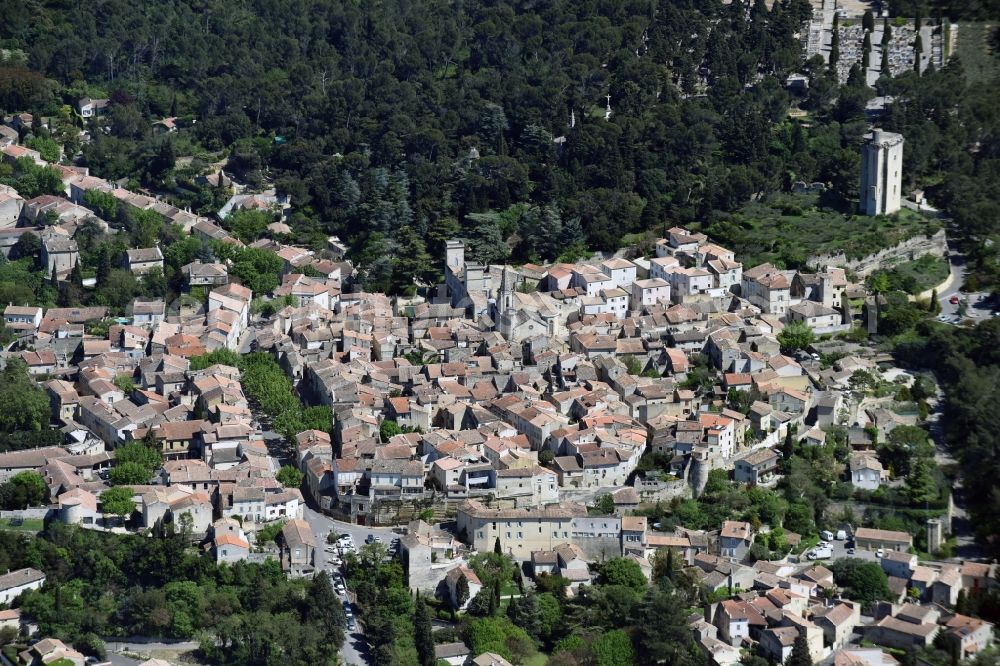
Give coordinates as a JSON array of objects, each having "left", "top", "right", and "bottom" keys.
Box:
[
  {"left": 733, "top": 448, "right": 779, "bottom": 485},
  {"left": 41, "top": 235, "right": 79, "bottom": 279},
  {"left": 718, "top": 521, "right": 753, "bottom": 561},
  {"left": 77, "top": 96, "right": 109, "bottom": 118},
  {"left": 125, "top": 247, "right": 164, "bottom": 275},
  {"left": 0, "top": 567, "right": 46, "bottom": 605},
  {"left": 850, "top": 453, "right": 888, "bottom": 490},
  {"left": 280, "top": 518, "right": 316, "bottom": 577},
  {"left": 456, "top": 499, "right": 587, "bottom": 559},
  {"left": 854, "top": 527, "right": 913, "bottom": 553},
  {"left": 4, "top": 304, "right": 42, "bottom": 333}
]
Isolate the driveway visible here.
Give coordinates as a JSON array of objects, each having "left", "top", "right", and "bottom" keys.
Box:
[{"left": 341, "top": 630, "right": 372, "bottom": 666}]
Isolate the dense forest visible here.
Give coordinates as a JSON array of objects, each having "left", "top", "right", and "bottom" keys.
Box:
[
  {"left": 895, "top": 318, "right": 1000, "bottom": 557},
  {"left": 0, "top": 523, "right": 346, "bottom": 664},
  {"left": 2, "top": 0, "right": 995, "bottom": 292}
]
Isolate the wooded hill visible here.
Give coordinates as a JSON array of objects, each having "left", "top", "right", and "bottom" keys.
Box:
[{"left": 1, "top": 0, "right": 998, "bottom": 292}]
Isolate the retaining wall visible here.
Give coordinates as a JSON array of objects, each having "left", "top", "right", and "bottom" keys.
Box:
[{"left": 806, "top": 229, "right": 947, "bottom": 278}]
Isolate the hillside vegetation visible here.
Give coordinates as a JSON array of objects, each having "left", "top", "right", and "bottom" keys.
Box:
[{"left": 0, "top": 1, "right": 997, "bottom": 292}]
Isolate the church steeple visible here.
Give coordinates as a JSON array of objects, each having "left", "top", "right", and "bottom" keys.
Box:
[{"left": 499, "top": 265, "right": 514, "bottom": 312}]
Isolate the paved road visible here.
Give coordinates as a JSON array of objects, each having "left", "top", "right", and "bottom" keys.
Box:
[
  {"left": 106, "top": 655, "right": 143, "bottom": 666},
  {"left": 239, "top": 327, "right": 257, "bottom": 354},
  {"left": 301, "top": 509, "right": 397, "bottom": 666}
]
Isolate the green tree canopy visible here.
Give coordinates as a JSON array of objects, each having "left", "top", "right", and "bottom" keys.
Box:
[
  {"left": 101, "top": 486, "right": 136, "bottom": 518},
  {"left": 0, "top": 358, "right": 51, "bottom": 433},
  {"left": 0, "top": 471, "right": 48, "bottom": 509},
  {"left": 599, "top": 557, "right": 648, "bottom": 593},
  {"left": 831, "top": 559, "right": 891, "bottom": 608},
  {"left": 276, "top": 465, "right": 303, "bottom": 489},
  {"left": 109, "top": 462, "right": 153, "bottom": 486},
  {"left": 778, "top": 320, "right": 816, "bottom": 353}
]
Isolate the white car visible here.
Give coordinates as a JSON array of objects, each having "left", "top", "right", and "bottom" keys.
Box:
[{"left": 876, "top": 548, "right": 885, "bottom": 558}]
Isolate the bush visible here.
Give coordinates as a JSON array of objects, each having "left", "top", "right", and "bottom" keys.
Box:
[
  {"left": 255, "top": 520, "right": 286, "bottom": 546},
  {"left": 464, "top": 617, "right": 535, "bottom": 664},
  {"left": 276, "top": 465, "right": 303, "bottom": 488}
]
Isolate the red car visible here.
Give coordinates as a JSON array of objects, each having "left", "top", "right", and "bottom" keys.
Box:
[{"left": 949, "top": 295, "right": 960, "bottom": 305}]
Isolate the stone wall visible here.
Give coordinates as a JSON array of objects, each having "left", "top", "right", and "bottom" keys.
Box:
[
  {"left": 636, "top": 477, "right": 690, "bottom": 503},
  {"left": 574, "top": 536, "right": 624, "bottom": 562},
  {"left": 806, "top": 229, "right": 947, "bottom": 278}
]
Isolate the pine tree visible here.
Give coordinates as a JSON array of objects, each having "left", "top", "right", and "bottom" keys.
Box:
[
  {"left": 882, "top": 18, "right": 892, "bottom": 45},
  {"left": 862, "top": 10, "right": 875, "bottom": 32},
  {"left": 414, "top": 597, "right": 435, "bottom": 666},
  {"left": 306, "top": 573, "right": 346, "bottom": 646},
  {"left": 881, "top": 45, "right": 891, "bottom": 76},
  {"left": 494, "top": 537, "right": 502, "bottom": 555}
]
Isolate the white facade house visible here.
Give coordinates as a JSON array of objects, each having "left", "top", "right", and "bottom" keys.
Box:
[
  {"left": 0, "top": 568, "right": 46, "bottom": 605},
  {"left": 630, "top": 278, "right": 671, "bottom": 311},
  {"left": 572, "top": 267, "right": 614, "bottom": 297},
  {"left": 600, "top": 258, "right": 637, "bottom": 288},
  {"left": 649, "top": 256, "right": 680, "bottom": 281},
  {"left": 665, "top": 267, "right": 714, "bottom": 302},
  {"left": 850, "top": 454, "right": 887, "bottom": 491}
]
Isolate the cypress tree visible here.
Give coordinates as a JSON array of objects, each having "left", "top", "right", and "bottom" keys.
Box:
[
  {"left": 830, "top": 13, "right": 840, "bottom": 68},
  {"left": 489, "top": 578, "right": 501, "bottom": 616},
  {"left": 414, "top": 597, "right": 435, "bottom": 666},
  {"left": 788, "top": 631, "right": 813, "bottom": 666}
]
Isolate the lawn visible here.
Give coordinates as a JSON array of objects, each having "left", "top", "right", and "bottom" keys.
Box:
[
  {"left": 521, "top": 653, "right": 549, "bottom": 666},
  {"left": 500, "top": 582, "right": 521, "bottom": 597},
  {"left": 955, "top": 23, "right": 1000, "bottom": 85},
  {"left": 703, "top": 192, "right": 941, "bottom": 269},
  {"left": 0, "top": 517, "right": 44, "bottom": 533},
  {"left": 880, "top": 254, "right": 950, "bottom": 295}
]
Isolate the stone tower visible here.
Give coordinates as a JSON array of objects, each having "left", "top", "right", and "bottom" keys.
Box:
[
  {"left": 445, "top": 239, "right": 465, "bottom": 271},
  {"left": 859, "top": 129, "right": 904, "bottom": 216},
  {"left": 499, "top": 265, "right": 514, "bottom": 313}
]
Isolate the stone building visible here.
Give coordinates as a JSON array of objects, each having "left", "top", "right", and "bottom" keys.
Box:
[{"left": 860, "top": 130, "right": 904, "bottom": 216}]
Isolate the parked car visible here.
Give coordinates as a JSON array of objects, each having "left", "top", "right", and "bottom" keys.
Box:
[
  {"left": 876, "top": 548, "right": 885, "bottom": 558},
  {"left": 347, "top": 618, "right": 357, "bottom": 631},
  {"left": 950, "top": 295, "right": 960, "bottom": 304}
]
